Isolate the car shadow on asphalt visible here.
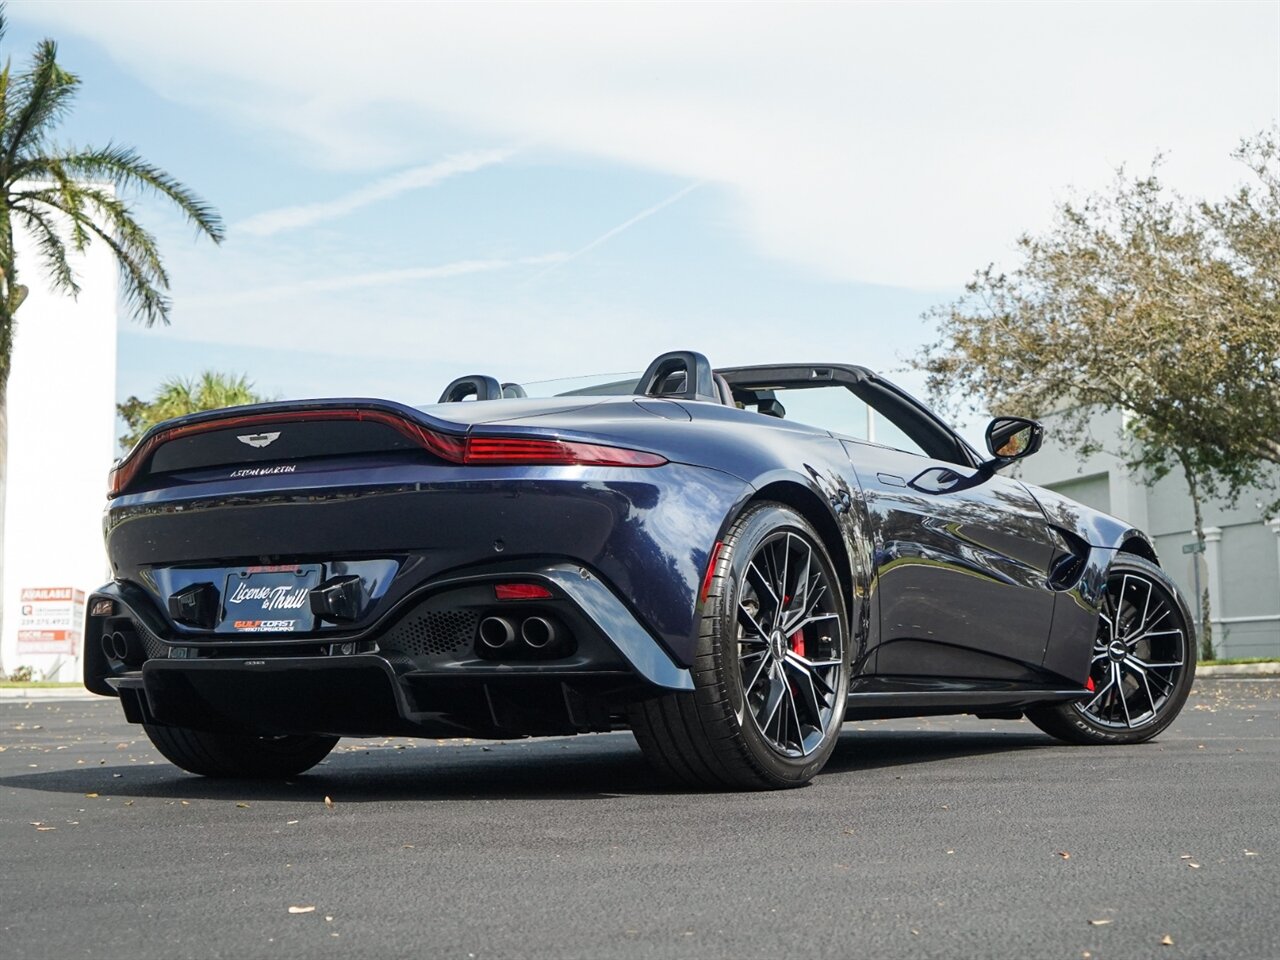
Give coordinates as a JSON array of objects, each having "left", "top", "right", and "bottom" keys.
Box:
[{"left": 0, "top": 726, "right": 1057, "bottom": 801}]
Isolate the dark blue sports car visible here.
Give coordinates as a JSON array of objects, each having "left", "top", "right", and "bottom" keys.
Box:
[{"left": 85, "top": 351, "right": 1196, "bottom": 788}]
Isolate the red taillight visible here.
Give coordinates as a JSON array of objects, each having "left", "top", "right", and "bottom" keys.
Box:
[
  {"left": 464, "top": 437, "right": 666, "bottom": 467},
  {"left": 494, "top": 583, "right": 554, "bottom": 601},
  {"left": 107, "top": 407, "right": 665, "bottom": 498}
]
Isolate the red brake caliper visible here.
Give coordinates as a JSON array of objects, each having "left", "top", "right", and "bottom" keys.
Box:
[
  {"left": 784, "top": 595, "right": 804, "bottom": 657},
  {"left": 1086, "top": 676, "right": 1095, "bottom": 692}
]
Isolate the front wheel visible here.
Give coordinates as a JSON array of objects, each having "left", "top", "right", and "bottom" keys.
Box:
[
  {"left": 1027, "top": 555, "right": 1196, "bottom": 745},
  {"left": 629, "top": 502, "right": 852, "bottom": 789},
  {"left": 143, "top": 723, "right": 338, "bottom": 778}
]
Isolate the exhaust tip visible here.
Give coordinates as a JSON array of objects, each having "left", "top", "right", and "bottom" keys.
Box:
[
  {"left": 104, "top": 630, "right": 135, "bottom": 663},
  {"left": 478, "top": 616, "right": 517, "bottom": 650},
  {"left": 520, "top": 616, "right": 557, "bottom": 650}
]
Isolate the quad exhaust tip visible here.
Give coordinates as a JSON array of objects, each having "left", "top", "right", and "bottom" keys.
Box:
[
  {"left": 520, "top": 616, "right": 557, "bottom": 649},
  {"left": 102, "top": 629, "right": 137, "bottom": 664},
  {"left": 477, "top": 614, "right": 567, "bottom": 657},
  {"left": 478, "top": 616, "right": 517, "bottom": 650}
]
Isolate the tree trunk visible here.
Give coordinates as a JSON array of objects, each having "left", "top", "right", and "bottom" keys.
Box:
[{"left": 1179, "top": 457, "right": 1214, "bottom": 661}]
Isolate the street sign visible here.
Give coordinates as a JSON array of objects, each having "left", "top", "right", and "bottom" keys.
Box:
[{"left": 1182, "top": 541, "right": 1206, "bottom": 555}]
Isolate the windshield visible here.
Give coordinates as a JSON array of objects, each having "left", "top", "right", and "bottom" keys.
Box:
[{"left": 521, "top": 372, "right": 642, "bottom": 398}]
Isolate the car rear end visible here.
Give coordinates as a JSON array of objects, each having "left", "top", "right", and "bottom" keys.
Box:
[{"left": 87, "top": 398, "right": 749, "bottom": 741}]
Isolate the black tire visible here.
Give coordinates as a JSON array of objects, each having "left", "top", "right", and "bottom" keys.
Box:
[
  {"left": 1027, "top": 554, "right": 1196, "bottom": 745},
  {"left": 143, "top": 723, "right": 338, "bottom": 778},
  {"left": 629, "top": 502, "right": 852, "bottom": 789}
]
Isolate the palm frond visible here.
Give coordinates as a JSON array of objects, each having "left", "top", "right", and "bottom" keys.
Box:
[
  {"left": 24, "top": 182, "right": 169, "bottom": 283},
  {"left": 4, "top": 39, "right": 78, "bottom": 169},
  {"left": 11, "top": 202, "right": 78, "bottom": 297},
  {"left": 32, "top": 142, "right": 225, "bottom": 242},
  {"left": 18, "top": 188, "right": 171, "bottom": 325}
]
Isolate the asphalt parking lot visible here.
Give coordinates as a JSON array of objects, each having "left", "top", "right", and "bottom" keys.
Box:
[{"left": 1, "top": 678, "right": 1276, "bottom": 960}]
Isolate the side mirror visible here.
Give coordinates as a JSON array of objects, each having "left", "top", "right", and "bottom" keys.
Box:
[{"left": 985, "top": 416, "right": 1043, "bottom": 462}]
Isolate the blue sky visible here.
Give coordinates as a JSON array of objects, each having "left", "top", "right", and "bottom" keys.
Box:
[{"left": 7, "top": 2, "right": 1279, "bottom": 436}]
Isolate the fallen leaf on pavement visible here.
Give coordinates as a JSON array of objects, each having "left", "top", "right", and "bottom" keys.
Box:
[
  {"left": 1160, "top": 935, "right": 1174, "bottom": 946},
  {"left": 1056, "top": 851, "right": 1071, "bottom": 859},
  {"left": 324, "top": 796, "right": 335, "bottom": 810},
  {"left": 236, "top": 803, "right": 250, "bottom": 809},
  {"left": 1087, "top": 919, "right": 1113, "bottom": 926},
  {"left": 288, "top": 906, "right": 316, "bottom": 914},
  {"left": 84, "top": 793, "right": 99, "bottom": 798}
]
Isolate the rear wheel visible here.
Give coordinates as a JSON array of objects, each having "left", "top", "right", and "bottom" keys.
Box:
[
  {"left": 629, "top": 502, "right": 851, "bottom": 789},
  {"left": 143, "top": 723, "right": 338, "bottom": 778},
  {"left": 1027, "top": 555, "right": 1195, "bottom": 745}
]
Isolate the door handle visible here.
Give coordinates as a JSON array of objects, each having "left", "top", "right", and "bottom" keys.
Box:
[
  {"left": 876, "top": 473, "right": 907, "bottom": 488},
  {"left": 908, "top": 467, "right": 963, "bottom": 494}
]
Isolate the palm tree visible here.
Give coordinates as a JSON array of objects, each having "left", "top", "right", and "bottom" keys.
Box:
[
  {"left": 0, "top": 7, "right": 223, "bottom": 673},
  {"left": 118, "top": 372, "right": 268, "bottom": 451}
]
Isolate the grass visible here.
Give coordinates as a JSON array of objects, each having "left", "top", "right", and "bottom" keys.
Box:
[
  {"left": 0, "top": 680, "right": 82, "bottom": 688},
  {"left": 1197, "top": 657, "right": 1280, "bottom": 666}
]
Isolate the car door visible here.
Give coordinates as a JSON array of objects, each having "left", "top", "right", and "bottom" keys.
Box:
[
  {"left": 843, "top": 440, "right": 1059, "bottom": 680},
  {"left": 717, "top": 365, "right": 1062, "bottom": 683},
  {"left": 829, "top": 377, "right": 1061, "bottom": 681}
]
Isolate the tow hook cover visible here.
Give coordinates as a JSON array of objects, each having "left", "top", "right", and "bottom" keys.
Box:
[
  {"left": 310, "top": 575, "right": 365, "bottom": 623},
  {"left": 168, "top": 582, "right": 220, "bottom": 628}
]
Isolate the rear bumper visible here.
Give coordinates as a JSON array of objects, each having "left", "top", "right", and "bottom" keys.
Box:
[
  {"left": 87, "top": 563, "right": 693, "bottom": 740},
  {"left": 104, "top": 464, "right": 750, "bottom": 667}
]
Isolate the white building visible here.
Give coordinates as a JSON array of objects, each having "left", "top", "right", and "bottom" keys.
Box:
[
  {"left": 0, "top": 209, "right": 119, "bottom": 681},
  {"left": 1016, "top": 408, "right": 1280, "bottom": 661}
]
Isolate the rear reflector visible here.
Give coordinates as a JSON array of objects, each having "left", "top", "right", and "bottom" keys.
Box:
[
  {"left": 699, "top": 540, "right": 724, "bottom": 604},
  {"left": 107, "top": 407, "right": 666, "bottom": 497},
  {"left": 494, "top": 583, "right": 554, "bottom": 601}
]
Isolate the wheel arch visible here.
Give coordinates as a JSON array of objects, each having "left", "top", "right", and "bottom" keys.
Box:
[
  {"left": 1117, "top": 532, "right": 1160, "bottom": 566},
  {"left": 739, "top": 479, "right": 856, "bottom": 619}
]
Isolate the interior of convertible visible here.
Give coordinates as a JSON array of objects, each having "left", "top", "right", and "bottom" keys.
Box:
[{"left": 435, "top": 350, "right": 977, "bottom": 466}]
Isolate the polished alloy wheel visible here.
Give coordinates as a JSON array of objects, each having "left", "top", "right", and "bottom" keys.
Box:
[
  {"left": 735, "top": 530, "right": 844, "bottom": 757},
  {"left": 1076, "top": 570, "right": 1188, "bottom": 729}
]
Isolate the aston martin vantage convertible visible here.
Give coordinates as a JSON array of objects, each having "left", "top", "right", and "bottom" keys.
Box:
[{"left": 86, "top": 350, "right": 1196, "bottom": 789}]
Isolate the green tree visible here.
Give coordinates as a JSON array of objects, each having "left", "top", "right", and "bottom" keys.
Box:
[
  {"left": 915, "top": 130, "right": 1280, "bottom": 661},
  {"left": 118, "top": 371, "right": 269, "bottom": 451},
  {"left": 0, "top": 7, "right": 223, "bottom": 672}
]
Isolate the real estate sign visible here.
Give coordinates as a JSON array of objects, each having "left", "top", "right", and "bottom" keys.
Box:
[{"left": 16, "top": 587, "right": 86, "bottom": 655}]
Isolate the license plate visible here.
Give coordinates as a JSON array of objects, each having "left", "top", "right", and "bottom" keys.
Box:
[{"left": 220, "top": 565, "right": 321, "bottom": 633}]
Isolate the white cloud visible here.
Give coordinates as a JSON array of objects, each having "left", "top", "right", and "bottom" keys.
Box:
[
  {"left": 24, "top": 2, "right": 1280, "bottom": 287},
  {"left": 529, "top": 181, "right": 702, "bottom": 281},
  {"left": 236, "top": 147, "right": 515, "bottom": 236},
  {"left": 192, "top": 253, "right": 567, "bottom": 305}
]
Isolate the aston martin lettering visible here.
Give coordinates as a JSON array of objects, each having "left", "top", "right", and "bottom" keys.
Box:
[
  {"left": 227, "top": 581, "right": 309, "bottom": 611},
  {"left": 238, "top": 431, "right": 281, "bottom": 448},
  {"left": 228, "top": 464, "right": 296, "bottom": 479}
]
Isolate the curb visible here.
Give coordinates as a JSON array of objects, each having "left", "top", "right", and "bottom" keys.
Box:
[
  {"left": 1196, "top": 662, "right": 1280, "bottom": 678},
  {"left": 0, "top": 687, "right": 99, "bottom": 701},
  {"left": 3, "top": 664, "right": 1277, "bottom": 703}
]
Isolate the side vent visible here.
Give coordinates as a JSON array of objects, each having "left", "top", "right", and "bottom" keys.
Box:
[{"left": 1047, "top": 525, "right": 1091, "bottom": 591}]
